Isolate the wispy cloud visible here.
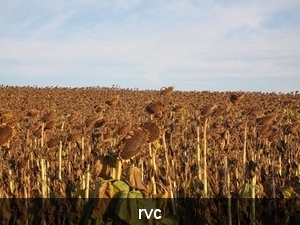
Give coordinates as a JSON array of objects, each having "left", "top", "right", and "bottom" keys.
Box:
[{"left": 0, "top": 0, "right": 299, "bottom": 91}]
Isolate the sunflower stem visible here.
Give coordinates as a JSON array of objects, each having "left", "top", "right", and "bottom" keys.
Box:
[
  {"left": 224, "top": 156, "right": 232, "bottom": 225},
  {"left": 85, "top": 164, "right": 90, "bottom": 201},
  {"left": 116, "top": 158, "right": 122, "bottom": 181},
  {"left": 203, "top": 118, "right": 208, "bottom": 197},
  {"left": 149, "top": 143, "right": 157, "bottom": 196},
  {"left": 197, "top": 126, "right": 201, "bottom": 181},
  {"left": 243, "top": 121, "right": 248, "bottom": 184},
  {"left": 162, "top": 132, "right": 170, "bottom": 177},
  {"left": 251, "top": 175, "right": 256, "bottom": 225},
  {"left": 58, "top": 140, "right": 62, "bottom": 180}
]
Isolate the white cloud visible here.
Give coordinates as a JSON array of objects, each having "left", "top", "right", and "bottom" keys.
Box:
[{"left": 0, "top": 0, "right": 299, "bottom": 91}]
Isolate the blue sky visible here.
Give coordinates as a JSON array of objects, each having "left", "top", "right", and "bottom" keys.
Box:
[{"left": 0, "top": 0, "right": 299, "bottom": 92}]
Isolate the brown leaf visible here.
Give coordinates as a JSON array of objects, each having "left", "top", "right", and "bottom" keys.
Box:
[
  {"left": 91, "top": 181, "right": 115, "bottom": 219},
  {"left": 126, "top": 167, "right": 148, "bottom": 194},
  {"left": 100, "top": 181, "right": 115, "bottom": 199},
  {"left": 93, "top": 155, "right": 115, "bottom": 178}
]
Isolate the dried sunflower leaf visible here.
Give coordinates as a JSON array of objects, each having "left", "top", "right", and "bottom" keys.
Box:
[{"left": 126, "top": 167, "right": 148, "bottom": 194}]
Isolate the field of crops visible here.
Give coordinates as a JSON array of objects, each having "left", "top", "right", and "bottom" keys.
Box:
[{"left": 0, "top": 85, "right": 300, "bottom": 224}]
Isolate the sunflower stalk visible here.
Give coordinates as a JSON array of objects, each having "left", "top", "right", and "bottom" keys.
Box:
[
  {"left": 40, "top": 158, "right": 46, "bottom": 225},
  {"left": 162, "top": 131, "right": 176, "bottom": 214},
  {"left": 8, "top": 168, "right": 14, "bottom": 193},
  {"left": 140, "top": 158, "right": 144, "bottom": 181},
  {"left": 251, "top": 175, "right": 256, "bottom": 225},
  {"left": 24, "top": 185, "right": 29, "bottom": 225},
  {"left": 85, "top": 164, "right": 90, "bottom": 201},
  {"left": 41, "top": 123, "right": 44, "bottom": 148},
  {"left": 171, "top": 159, "right": 177, "bottom": 198},
  {"left": 278, "top": 155, "right": 282, "bottom": 176},
  {"left": 271, "top": 161, "right": 278, "bottom": 224},
  {"left": 168, "top": 176, "right": 176, "bottom": 215},
  {"left": 203, "top": 118, "right": 208, "bottom": 197},
  {"left": 58, "top": 140, "right": 62, "bottom": 180},
  {"left": 243, "top": 121, "right": 248, "bottom": 184},
  {"left": 149, "top": 143, "right": 157, "bottom": 196},
  {"left": 162, "top": 132, "right": 170, "bottom": 176},
  {"left": 151, "top": 143, "right": 157, "bottom": 172},
  {"left": 41, "top": 158, "right": 46, "bottom": 198},
  {"left": 81, "top": 136, "right": 85, "bottom": 189},
  {"left": 224, "top": 156, "right": 232, "bottom": 225},
  {"left": 197, "top": 126, "right": 201, "bottom": 181},
  {"left": 59, "top": 122, "right": 64, "bottom": 181},
  {"left": 116, "top": 158, "right": 122, "bottom": 181},
  {"left": 46, "top": 161, "right": 50, "bottom": 198}
]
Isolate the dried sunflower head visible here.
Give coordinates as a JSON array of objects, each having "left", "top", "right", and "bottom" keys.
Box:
[
  {"left": 201, "top": 104, "right": 217, "bottom": 117},
  {"left": 140, "top": 122, "right": 160, "bottom": 143},
  {"left": 6, "top": 114, "right": 23, "bottom": 127},
  {"left": 47, "top": 136, "right": 60, "bottom": 148},
  {"left": 116, "top": 121, "right": 132, "bottom": 138},
  {"left": 145, "top": 101, "right": 166, "bottom": 115},
  {"left": 285, "top": 122, "right": 300, "bottom": 135},
  {"left": 27, "top": 109, "right": 40, "bottom": 118},
  {"left": 160, "top": 86, "right": 174, "bottom": 96},
  {"left": 172, "top": 105, "right": 184, "bottom": 113},
  {"left": 41, "top": 110, "right": 56, "bottom": 123},
  {"left": 106, "top": 95, "right": 120, "bottom": 107},
  {"left": 118, "top": 128, "right": 147, "bottom": 160},
  {"left": 67, "top": 132, "right": 81, "bottom": 142},
  {"left": 0, "top": 111, "right": 13, "bottom": 124},
  {"left": 230, "top": 92, "right": 245, "bottom": 105},
  {"left": 44, "top": 120, "right": 56, "bottom": 130},
  {"left": 0, "top": 125, "right": 14, "bottom": 146}
]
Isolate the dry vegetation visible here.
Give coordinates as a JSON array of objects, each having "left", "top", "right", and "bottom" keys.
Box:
[{"left": 0, "top": 85, "right": 300, "bottom": 224}]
